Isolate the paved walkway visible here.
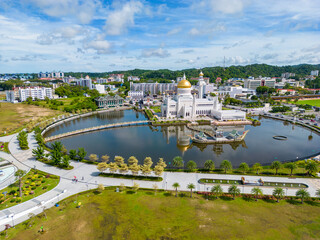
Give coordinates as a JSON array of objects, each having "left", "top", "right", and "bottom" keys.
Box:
[{"left": 0, "top": 131, "right": 319, "bottom": 231}]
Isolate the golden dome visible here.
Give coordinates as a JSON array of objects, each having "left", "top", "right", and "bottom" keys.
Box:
[
  {"left": 176, "top": 143, "right": 189, "bottom": 152},
  {"left": 177, "top": 79, "right": 191, "bottom": 88},
  {"left": 199, "top": 71, "right": 204, "bottom": 76}
]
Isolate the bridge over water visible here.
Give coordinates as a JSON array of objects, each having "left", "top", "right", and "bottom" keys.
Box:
[{"left": 44, "top": 120, "right": 151, "bottom": 142}]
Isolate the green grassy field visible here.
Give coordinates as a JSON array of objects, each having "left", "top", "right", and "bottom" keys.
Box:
[
  {"left": 297, "top": 99, "right": 320, "bottom": 107},
  {"left": 4, "top": 188, "right": 320, "bottom": 240}
]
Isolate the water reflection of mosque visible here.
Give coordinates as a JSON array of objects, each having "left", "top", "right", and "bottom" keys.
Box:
[{"left": 159, "top": 125, "right": 248, "bottom": 155}]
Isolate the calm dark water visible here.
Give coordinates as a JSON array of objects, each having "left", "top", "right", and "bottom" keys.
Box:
[
  {"left": 45, "top": 111, "right": 320, "bottom": 168},
  {"left": 45, "top": 110, "right": 147, "bottom": 136}
]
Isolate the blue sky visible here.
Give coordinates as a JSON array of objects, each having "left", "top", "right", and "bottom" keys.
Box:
[{"left": 0, "top": 0, "right": 319, "bottom": 73}]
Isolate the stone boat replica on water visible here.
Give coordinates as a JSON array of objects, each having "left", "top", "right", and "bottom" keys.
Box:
[{"left": 191, "top": 129, "right": 249, "bottom": 144}]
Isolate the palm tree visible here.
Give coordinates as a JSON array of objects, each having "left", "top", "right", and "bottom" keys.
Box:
[
  {"left": 296, "top": 189, "right": 310, "bottom": 204},
  {"left": 204, "top": 160, "right": 215, "bottom": 171},
  {"left": 211, "top": 184, "right": 223, "bottom": 199},
  {"left": 238, "top": 162, "right": 249, "bottom": 174},
  {"left": 273, "top": 187, "right": 284, "bottom": 203},
  {"left": 285, "top": 162, "right": 297, "bottom": 176},
  {"left": 32, "top": 146, "right": 44, "bottom": 160},
  {"left": 251, "top": 187, "right": 263, "bottom": 201},
  {"left": 228, "top": 185, "right": 240, "bottom": 200},
  {"left": 220, "top": 160, "right": 232, "bottom": 174},
  {"left": 187, "top": 183, "right": 195, "bottom": 198},
  {"left": 252, "top": 163, "right": 262, "bottom": 175},
  {"left": 305, "top": 161, "right": 318, "bottom": 176},
  {"left": 271, "top": 161, "right": 282, "bottom": 175},
  {"left": 172, "top": 182, "right": 180, "bottom": 197},
  {"left": 15, "top": 169, "right": 26, "bottom": 197}
]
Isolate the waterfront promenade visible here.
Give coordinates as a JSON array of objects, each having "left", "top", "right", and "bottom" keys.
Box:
[{"left": 0, "top": 131, "right": 319, "bottom": 231}]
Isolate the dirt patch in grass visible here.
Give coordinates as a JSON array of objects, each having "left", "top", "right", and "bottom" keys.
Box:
[{"left": 0, "top": 102, "right": 61, "bottom": 134}]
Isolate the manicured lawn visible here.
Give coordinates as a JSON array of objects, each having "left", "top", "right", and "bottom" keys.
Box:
[
  {"left": 0, "top": 102, "right": 61, "bottom": 136},
  {"left": 0, "top": 169, "right": 60, "bottom": 210},
  {"left": 296, "top": 99, "right": 320, "bottom": 107},
  {"left": 4, "top": 188, "right": 320, "bottom": 240}
]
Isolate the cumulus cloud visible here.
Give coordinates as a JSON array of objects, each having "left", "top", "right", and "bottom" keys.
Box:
[
  {"left": 11, "top": 54, "right": 46, "bottom": 61},
  {"left": 84, "top": 40, "right": 113, "bottom": 54},
  {"left": 25, "top": 0, "right": 97, "bottom": 24},
  {"left": 196, "top": 0, "right": 246, "bottom": 14},
  {"left": 189, "top": 23, "right": 225, "bottom": 36},
  {"left": 140, "top": 48, "right": 170, "bottom": 58},
  {"left": 36, "top": 26, "right": 84, "bottom": 45},
  {"left": 225, "top": 56, "right": 250, "bottom": 65},
  {"left": 104, "top": 1, "right": 143, "bottom": 36}
]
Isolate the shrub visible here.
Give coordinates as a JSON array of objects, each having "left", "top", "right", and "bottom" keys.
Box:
[
  {"left": 9, "top": 190, "right": 16, "bottom": 195},
  {"left": 31, "top": 187, "right": 36, "bottom": 190},
  {"left": 10, "top": 199, "right": 15, "bottom": 203},
  {"left": 41, "top": 180, "right": 45, "bottom": 183},
  {"left": 42, "top": 186, "right": 47, "bottom": 190},
  {"left": 16, "top": 197, "right": 22, "bottom": 203},
  {"left": 46, "top": 174, "right": 51, "bottom": 178}
]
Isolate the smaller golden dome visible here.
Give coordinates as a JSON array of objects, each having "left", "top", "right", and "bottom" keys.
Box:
[
  {"left": 176, "top": 143, "right": 189, "bottom": 152},
  {"left": 177, "top": 79, "right": 191, "bottom": 88}
]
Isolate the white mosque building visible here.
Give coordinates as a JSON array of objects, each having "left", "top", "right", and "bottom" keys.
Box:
[{"left": 161, "top": 72, "right": 246, "bottom": 121}]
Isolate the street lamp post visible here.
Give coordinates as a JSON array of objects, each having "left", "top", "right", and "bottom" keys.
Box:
[
  {"left": 11, "top": 213, "right": 14, "bottom": 227},
  {"left": 165, "top": 181, "right": 167, "bottom": 191}
]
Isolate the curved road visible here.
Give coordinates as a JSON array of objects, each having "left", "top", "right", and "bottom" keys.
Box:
[{"left": 0, "top": 131, "right": 319, "bottom": 231}]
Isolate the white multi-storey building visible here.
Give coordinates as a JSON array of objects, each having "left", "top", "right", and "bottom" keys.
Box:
[
  {"left": 74, "top": 75, "right": 92, "bottom": 90},
  {"left": 109, "top": 74, "right": 124, "bottom": 83},
  {"left": 94, "top": 84, "right": 106, "bottom": 94},
  {"left": 6, "top": 87, "right": 53, "bottom": 103},
  {"left": 217, "top": 86, "right": 256, "bottom": 98},
  {"left": 128, "top": 90, "right": 144, "bottom": 99},
  {"left": 311, "top": 70, "right": 319, "bottom": 76},
  {"left": 38, "top": 71, "right": 64, "bottom": 79},
  {"left": 281, "top": 72, "right": 295, "bottom": 78},
  {"left": 244, "top": 78, "right": 275, "bottom": 89},
  {"left": 127, "top": 76, "right": 140, "bottom": 81},
  {"left": 130, "top": 82, "right": 177, "bottom": 95}
]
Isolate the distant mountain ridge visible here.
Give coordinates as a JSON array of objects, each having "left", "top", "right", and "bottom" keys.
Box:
[{"left": 63, "top": 64, "right": 320, "bottom": 80}]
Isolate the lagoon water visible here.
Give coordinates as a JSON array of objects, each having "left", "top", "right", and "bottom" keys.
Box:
[{"left": 45, "top": 110, "right": 320, "bottom": 168}]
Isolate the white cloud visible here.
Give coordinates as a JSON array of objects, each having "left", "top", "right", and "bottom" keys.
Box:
[
  {"left": 84, "top": 40, "right": 113, "bottom": 54},
  {"left": 140, "top": 48, "right": 170, "bottom": 58},
  {"left": 25, "top": 0, "right": 98, "bottom": 24},
  {"left": 167, "top": 27, "right": 182, "bottom": 36},
  {"left": 189, "top": 23, "right": 225, "bottom": 36},
  {"left": 104, "top": 1, "right": 143, "bottom": 36},
  {"left": 209, "top": 0, "right": 245, "bottom": 14}
]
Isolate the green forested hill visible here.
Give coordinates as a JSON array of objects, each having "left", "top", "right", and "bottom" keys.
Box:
[{"left": 62, "top": 64, "right": 320, "bottom": 81}]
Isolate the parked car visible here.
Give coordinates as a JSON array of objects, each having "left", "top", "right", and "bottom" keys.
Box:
[{"left": 311, "top": 119, "right": 315, "bottom": 122}]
